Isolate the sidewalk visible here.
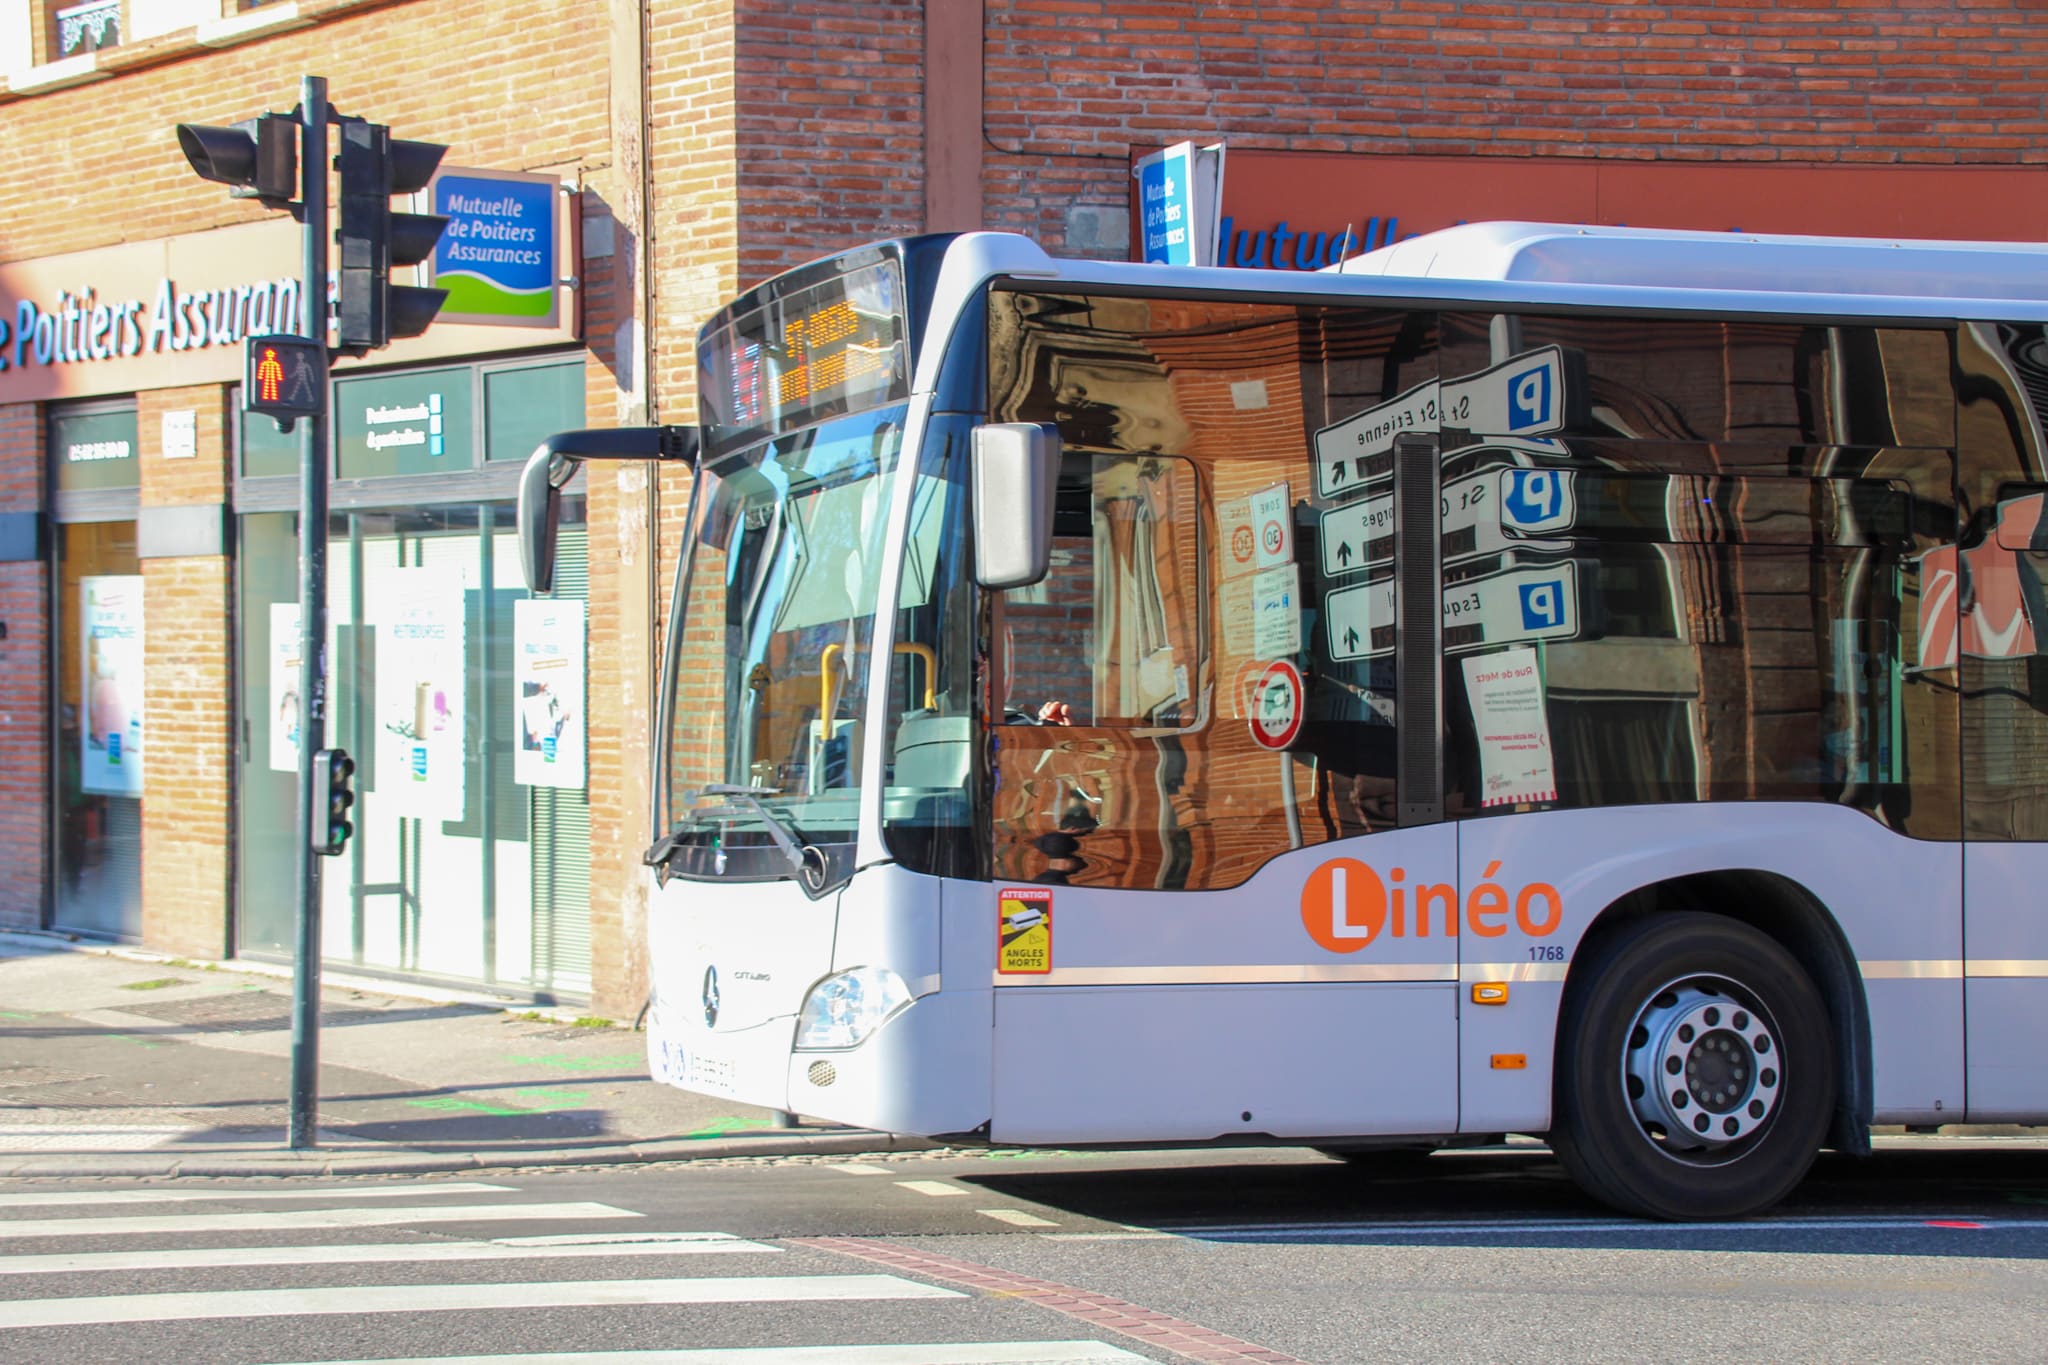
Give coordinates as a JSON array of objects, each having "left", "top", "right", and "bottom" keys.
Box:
[{"left": 0, "top": 931, "right": 919, "bottom": 1179}]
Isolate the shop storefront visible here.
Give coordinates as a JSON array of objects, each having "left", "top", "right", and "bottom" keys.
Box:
[
  {"left": 0, "top": 202, "right": 600, "bottom": 1000},
  {"left": 48, "top": 401, "right": 141, "bottom": 939},
  {"left": 234, "top": 353, "right": 592, "bottom": 995}
]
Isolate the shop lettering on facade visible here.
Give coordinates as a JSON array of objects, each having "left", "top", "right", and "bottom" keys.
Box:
[
  {"left": 1, "top": 275, "right": 302, "bottom": 373},
  {"left": 1215, "top": 214, "right": 1408, "bottom": 272}
]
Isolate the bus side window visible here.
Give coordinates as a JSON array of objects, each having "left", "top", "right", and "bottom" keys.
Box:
[{"left": 1001, "top": 452, "right": 1203, "bottom": 731}]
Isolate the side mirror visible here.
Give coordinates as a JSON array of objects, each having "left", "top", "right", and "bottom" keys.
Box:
[
  {"left": 517, "top": 426, "right": 699, "bottom": 594},
  {"left": 971, "top": 422, "right": 1062, "bottom": 589}
]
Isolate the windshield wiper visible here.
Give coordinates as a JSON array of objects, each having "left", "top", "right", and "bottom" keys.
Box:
[{"left": 697, "top": 783, "right": 832, "bottom": 895}]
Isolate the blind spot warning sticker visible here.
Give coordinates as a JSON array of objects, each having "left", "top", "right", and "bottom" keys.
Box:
[{"left": 998, "top": 888, "right": 1053, "bottom": 975}]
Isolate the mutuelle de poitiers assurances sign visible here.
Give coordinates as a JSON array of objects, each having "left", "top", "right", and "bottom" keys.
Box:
[{"left": 431, "top": 167, "right": 561, "bottom": 329}]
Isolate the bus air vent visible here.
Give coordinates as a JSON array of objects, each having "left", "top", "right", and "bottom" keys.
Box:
[{"left": 807, "top": 1061, "right": 838, "bottom": 1088}]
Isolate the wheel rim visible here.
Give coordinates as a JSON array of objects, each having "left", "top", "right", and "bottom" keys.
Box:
[{"left": 1621, "top": 973, "right": 1783, "bottom": 1161}]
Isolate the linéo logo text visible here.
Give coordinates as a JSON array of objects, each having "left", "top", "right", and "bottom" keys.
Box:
[{"left": 1300, "top": 858, "right": 1562, "bottom": 953}]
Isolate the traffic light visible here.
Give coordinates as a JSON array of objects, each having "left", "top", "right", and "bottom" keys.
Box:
[
  {"left": 335, "top": 119, "right": 450, "bottom": 353},
  {"left": 175, "top": 113, "right": 298, "bottom": 209},
  {"left": 244, "top": 333, "right": 327, "bottom": 432},
  {"left": 311, "top": 748, "right": 355, "bottom": 856}
]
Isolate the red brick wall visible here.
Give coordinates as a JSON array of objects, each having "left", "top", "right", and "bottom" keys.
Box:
[
  {"left": 137, "top": 385, "right": 231, "bottom": 957},
  {"left": 734, "top": 0, "right": 927, "bottom": 287},
  {"left": 0, "top": 403, "right": 45, "bottom": 929},
  {"left": 977, "top": 0, "right": 2048, "bottom": 255}
]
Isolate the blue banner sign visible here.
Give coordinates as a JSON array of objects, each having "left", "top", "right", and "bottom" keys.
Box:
[{"left": 431, "top": 169, "right": 560, "bottom": 328}]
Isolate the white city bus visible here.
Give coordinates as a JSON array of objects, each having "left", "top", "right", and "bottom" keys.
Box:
[{"left": 520, "top": 223, "right": 2048, "bottom": 1219}]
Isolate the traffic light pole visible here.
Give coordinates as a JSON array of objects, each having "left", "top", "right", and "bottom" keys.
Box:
[{"left": 289, "top": 74, "right": 329, "bottom": 1151}]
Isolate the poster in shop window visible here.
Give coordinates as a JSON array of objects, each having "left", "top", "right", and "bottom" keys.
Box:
[
  {"left": 269, "top": 602, "right": 302, "bottom": 773},
  {"left": 79, "top": 575, "right": 144, "bottom": 797},
  {"left": 268, "top": 604, "right": 343, "bottom": 773},
  {"left": 372, "top": 569, "right": 467, "bottom": 819},
  {"left": 513, "top": 598, "right": 586, "bottom": 789}
]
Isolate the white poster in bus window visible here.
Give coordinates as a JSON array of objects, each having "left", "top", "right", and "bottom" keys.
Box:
[
  {"left": 513, "top": 598, "right": 586, "bottom": 789},
  {"left": 79, "top": 575, "right": 144, "bottom": 797},
  {"left": 373, "top": 569, "right": 466, "bottom": 819},
  {"left": 270, "top": 603, "right": 303, "bottom": 773},
  {"left": 1461, "top": 647, "right": 1557, "bottom": 807},
  {"left": 1221, "top": 563, "right": 1302, "bottom": 658}
]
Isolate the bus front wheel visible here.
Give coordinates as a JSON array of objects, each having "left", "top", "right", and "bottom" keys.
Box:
[{"left": 1550, "top": 912, "right": 1835, "bottom": 1221}]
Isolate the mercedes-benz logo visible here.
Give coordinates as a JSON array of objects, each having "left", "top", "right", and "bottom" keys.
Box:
[{"left": 701, "top": 965, "right": 720, "bottom": 1028}]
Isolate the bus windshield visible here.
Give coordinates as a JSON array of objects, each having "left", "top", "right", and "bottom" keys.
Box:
[{"left": 661, "top": 405, "right": 908, "bottom": 886}]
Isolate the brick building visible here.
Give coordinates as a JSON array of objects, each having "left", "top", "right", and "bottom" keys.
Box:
[{"left": 1, "top": 0, "right": 2042, "bottom": 1015}]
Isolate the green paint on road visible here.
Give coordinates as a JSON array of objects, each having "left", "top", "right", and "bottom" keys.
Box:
[
  {"left": 685, "top": 1116, "right": 772, "bottom": 1138},
  {"left": 406, "top": 1096, "right": 524, "bottom": 1117},
  {"left": 0, "top": 1010, "right": 36, "bottom": 1021},
  {"left": 404, "top": 1086, "right": 592, "bottom": 1117},
  {"left": 507, "top": 1053, "right": 642, "bottom": 1073}
]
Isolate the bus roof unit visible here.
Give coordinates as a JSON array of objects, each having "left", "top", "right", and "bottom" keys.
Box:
[{"left": 1338, "top": 220, "right": 2048, "bottom": 305}]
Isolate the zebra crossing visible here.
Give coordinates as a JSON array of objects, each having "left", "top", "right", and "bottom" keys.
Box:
[{"left": 0, "top": 1179, "right": 1156, "bottom": 1364}]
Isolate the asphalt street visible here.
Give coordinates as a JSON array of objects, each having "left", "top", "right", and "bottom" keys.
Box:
[{"left": 8, "top": 1143, "right": 2048, "bottom": 1363}]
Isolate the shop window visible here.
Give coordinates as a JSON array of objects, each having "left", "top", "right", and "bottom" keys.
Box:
[
  {"left": 52, "top": 406, "right": 139, "bottom": 493},
  {"left": 335, "top": 366, "right": 476, "bottom": 480},
  {"left": 485, "top": 359, "right": 586, "bottom": 462},
  {"left": 0, "top": 1, "right": 29, "bottom": 75},
  {"left": 50, "top": 402, "right": 142, "bottom": 939},
  {"left": 239, "top": 402, "right": 299, "bottom": 480},
  {"left": 128, "top": 0, "right": 215, "bottom": 42},
  {"left": 51, "top": 0, "right": 118, "bottom": 58}
]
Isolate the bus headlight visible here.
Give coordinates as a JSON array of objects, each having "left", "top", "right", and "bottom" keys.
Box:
[{"left": 794, "top": 966, "right": 911, "bottom": 1050}]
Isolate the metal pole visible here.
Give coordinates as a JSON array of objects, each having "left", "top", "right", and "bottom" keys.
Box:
[{"left": 289, "top": 74, "right": 329, "bottom": 1151}]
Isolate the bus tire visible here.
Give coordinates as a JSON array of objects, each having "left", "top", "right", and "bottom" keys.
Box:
[{"left": 1550, "top": 911, "right": 1834, "bottom": 1220}]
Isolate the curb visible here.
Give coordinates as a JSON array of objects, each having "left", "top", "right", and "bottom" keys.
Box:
[{"left": 0, "top": 1129, "right": 937, "bottom": 1180}]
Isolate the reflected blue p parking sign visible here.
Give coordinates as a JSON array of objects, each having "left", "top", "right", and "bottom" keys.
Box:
[
  {"left": 1518, "top": 578, "right": 1568, "bottom": 631},
  {"left": 1508, "top": 361, "right": 1554, "bottom": 430},
  {"left": 1499, "top": 468, "right": 1577, "bottom": 534}
]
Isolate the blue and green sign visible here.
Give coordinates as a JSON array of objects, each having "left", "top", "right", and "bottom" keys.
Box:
[{"left": 431, "top": 170, "right": 559, "bottom": 328}]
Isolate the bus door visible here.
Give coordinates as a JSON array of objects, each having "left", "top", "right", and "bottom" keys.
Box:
[
  {"left": 984, "top": 440, "right": 1461, "bottom": 1145},
  {"left": 1957, "top": 490, "right": 2048, "bottom": 1120}
]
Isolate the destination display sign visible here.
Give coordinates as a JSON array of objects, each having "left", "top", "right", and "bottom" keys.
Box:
[
  {"left": 1312, "top": 346, "right": 1570, "bottom": 498},
  {"left": 1324, "top": 562, "right": 1581, "bottom": 662}
]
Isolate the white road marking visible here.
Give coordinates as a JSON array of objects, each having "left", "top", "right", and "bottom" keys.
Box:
[
  {"left": 976, "top": 1208, "right": 1059, "bottom": 1227},
  {"left": 0, "top": 1201, "right": 639, "bottom": 1240},
  {"left": 827, "top": 1162, "right": 893, "bottom": 1175},
  {"left": 0, "top": 1275, "right": 962, "bottom": 1329},
  {"left": 0, "top": 1232, "right": 778, "bottom": 1276},
  {"left": 894, "top": 1180, "right": 972, "bottom": 1198},
  {"left": 0, "top": 1181, "right": 513, "bottom": 1209},
  {"left": 279, "top": 1343, "right": 1148, "bottom": 1364}
]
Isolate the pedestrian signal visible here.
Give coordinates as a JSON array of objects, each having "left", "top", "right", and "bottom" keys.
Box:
[{"left": 244, "top": 333, "right": 327, "bottom": 433}]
